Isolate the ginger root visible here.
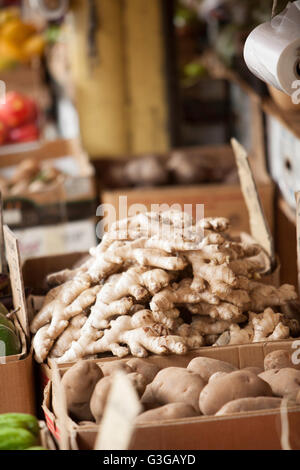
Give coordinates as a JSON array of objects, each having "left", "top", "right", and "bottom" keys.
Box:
[{"left": 31, "top": 211, "right": 298, "bottom": 363}]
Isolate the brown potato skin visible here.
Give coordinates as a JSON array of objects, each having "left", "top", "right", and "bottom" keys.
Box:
[
  {"left": 142, "top": 367, "right": 205, "bottom": 413},
  {"left": 127, "top": 372, "right": 147, "bottom": 397},
  {"left": 264, "top": 350, "right": 292, "bottom": 371},
  {"left": 259, "top": 368, "right": 300, "bottom": 399},
  {"left": 136, "top": 403, "right": 198, "bottom": 424},
  {"left": 199, "top": 370, "right": 273, "bottom": 415},
  {"left": 126, "top": 358, "right": 161, "bottom": 384},
  {"left": 187, "top": 357, "right": 237, "bottom": 382},
  {"left": 100, "top": 361, "right": 133, "bottom": 376},
  {"left": 90, "top": 376, "right": 112, "bottom": 423},
  {"left": 90, "top": 372, "right": 146, "bottom": 423},
  {"left": 216, "top": 397, "right": 283, "bottom": 416},
  {"left": 243, "top": 367, "right": 264, "bottom": 375},
  {"left": 61, "top": 360, "right": 103, "bottom": 422}
]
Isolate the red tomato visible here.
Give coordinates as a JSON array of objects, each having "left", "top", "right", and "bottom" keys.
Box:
[
  {"left": 0, "top": 119, "right": 8, "bottom": 145},
  {"left": 0, "top": 91, "right": 38, "bottom": 128},
  {"left": 8, "top": 122, "right": 39, "bottom": 143}
]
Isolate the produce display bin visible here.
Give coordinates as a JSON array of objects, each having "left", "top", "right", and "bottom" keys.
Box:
[
  {"left": 43, "top": 341, "right": 300, "bottom": 450},
  {"left": 0, "top": 227, "right": 35, "bottom": 415},
  {"left": 100, "top": 145, "right": 274, "bottom": 235}
]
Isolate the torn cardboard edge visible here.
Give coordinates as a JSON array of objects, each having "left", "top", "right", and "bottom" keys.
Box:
[
  {"left": 3, "top": 225, "right": 29, "bottom": 339},
  {"left": 231, "top": 138, "right": 275, "bottom": 268},
  {"left": 43, "top": 339, "right": 300, "bottom": 450},
  {"left": 51, "top": 362, "right": 70, "bottom": 450},
  {"left": 39, "top": 420, "right": 57, "bottom": 450}
]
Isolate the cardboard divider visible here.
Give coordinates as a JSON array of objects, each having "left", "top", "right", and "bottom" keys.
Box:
[
  {"left": 39, "top": 420, "right": 57, "bottom": 450},
  {"left": 0, "top": 226, "right": 36, "bottom": 414},
  {"left": 43, "top": 340, "right": 300, "bottom": 450}
]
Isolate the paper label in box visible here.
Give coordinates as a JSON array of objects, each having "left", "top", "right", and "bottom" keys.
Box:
[
  {"left": 64, "top": 177, "right": 92, "bottom": 199},
  {"left": 15, "top": 220, "right": 96, "bottom": 260},
  {"left": 63, "top": 220, "right": 96, "bottom": 252},
  {"left": 3, "top": 225, "right": 28, "bottom": 337},
  {"left": 4, "top": 209, "right": 22, "bottom": 226}
]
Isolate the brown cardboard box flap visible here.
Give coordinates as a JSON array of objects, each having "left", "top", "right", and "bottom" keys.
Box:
[
  {"left": 4, "top": 225, "right": 29, "bottom": 338},
  {"left": 231, "top": 138, "right": 275, "bottom": 265},
  {"left": 0, "top": 350, "right": 35, "bottom": 414}
]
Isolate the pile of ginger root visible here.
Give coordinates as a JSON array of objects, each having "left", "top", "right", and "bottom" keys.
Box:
[{"left": 31, "top": 211, "right": 300, "bottom": 364}]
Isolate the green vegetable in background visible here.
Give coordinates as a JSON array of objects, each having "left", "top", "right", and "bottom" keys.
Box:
[
  {"left": 0, "top": 312, "right": 15, "bottom": 332},
  {"left": 0, "top": 427, "right": 38, "bottom": 450},
  {"left": 0, "top": 414, "right": 39, "bottom": 437},
  {"left": 183, "top": 62, "right": 206, "bottom": 79},
  {"left": 0, "top": 324, "right": 21, "bottom": 357},
  {"left": 0, "top": 303, "right": 15, "bottom": 332}
]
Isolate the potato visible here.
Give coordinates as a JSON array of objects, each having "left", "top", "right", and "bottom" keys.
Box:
[
  {"left": 216, "top": 397, "right": 283, "bottom": 416},
  {"left": 208, "top": 372, "right": 228, "bottom": 383},
  {"left": 297, "top": 389, "right": 300, "bottom": 405},
  {"left": 141, "top": 367, "right": 205, "bottom": 413},
  {"left": 259, "top": 368, "right": 300, "bottom": 399},
  {"left": 264, "top": 350, "right": 292, "bottom": 371},
  {"left": 90, "top": 376, "right": 112, "bottom": 423},
  {"left": 100, "top": 361, "right": 132, "bottom": 377},
  {"left": 199, "top": 370, "right": 273, "bottom": 415},
  {"left": 127, "top": 372, "right": 147, "bottom": 397},
  {"left": 61, "top": 360, "right": 103, "bottom": 422},
  {"left": 187, "top": 357, "right": 238, "bottom": 382},
  {"left": 136, "top": 403, "right": 198, "bottom": 424},
  {"left": 90, "top": 372, "right": 146, "bottom": 423},
  {"left": 243, "top": 367, "right": 264, "bottom": 375},
  {"left": 126, "top": 358, "right": 161, "bottom": 384}
]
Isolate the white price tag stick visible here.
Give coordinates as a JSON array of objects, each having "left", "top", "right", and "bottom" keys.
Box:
[
  {"left": 94, "top": 371, "right": 142, "bottom": 450},
  {"left": 52, "top": 362, "right": 70, "bottom": 451},
  {"left": 3, "top": 225, "right": 28, "bottom": 336},
  {"left": 231, "top": 138, "right": 275, "bottom": 267}
]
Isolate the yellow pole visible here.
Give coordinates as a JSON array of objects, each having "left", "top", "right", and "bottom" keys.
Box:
[
  {"left": 67, "top": 0, "right": 128, "bottom": 158},
  {"left": 68, "top": 0, "right": 171, "bottom": 159}
]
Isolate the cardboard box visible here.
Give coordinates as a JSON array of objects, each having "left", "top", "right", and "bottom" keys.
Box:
[
  {"left": 0, "top": 138, "right": 96, "bottom": 230},
  {"left": 100, "top": 145, "right": 274, "bottom": 235},
  {"left": 43, "top": 340, "right": 300, "bottom": 450},
  {"left": 0, "top": 226, "right": 36, "bottom": 415}
]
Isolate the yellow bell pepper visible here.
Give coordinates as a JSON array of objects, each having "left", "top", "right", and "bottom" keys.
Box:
[
  {"left": 0, "top": 8, "right": 20, "bottom": 27},
  {"left": 0, "top": 57, "right": 17, "bottom": 71},
  {"left": 0, "top": 38, "right": 25, "bottom": 63},
  {"left": 1, "top": 19, "right": 36, "bottom": 45},
  {"left": 22, "top": 34, "right": 46, "bottom": 59}
]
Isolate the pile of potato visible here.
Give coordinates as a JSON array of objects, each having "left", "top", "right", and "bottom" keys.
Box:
[{"left": 57, "top": 350, "right": 300, "bottom": 425}]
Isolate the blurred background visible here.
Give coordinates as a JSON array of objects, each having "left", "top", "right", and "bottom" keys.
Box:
[{"left": 0, "top": 0, "right": 297, "bottom": 286}]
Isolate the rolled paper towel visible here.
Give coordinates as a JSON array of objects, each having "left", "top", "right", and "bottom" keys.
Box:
[{"left": 244, "top": 1, "right": 300, "bottom": 96}]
